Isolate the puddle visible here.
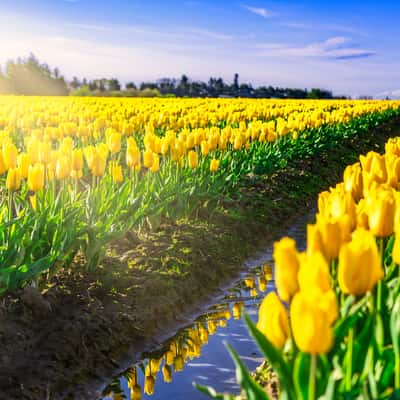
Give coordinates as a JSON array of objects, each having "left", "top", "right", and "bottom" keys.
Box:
[{"left": 100, "top": 211, "right": 312, "bottom": 400}]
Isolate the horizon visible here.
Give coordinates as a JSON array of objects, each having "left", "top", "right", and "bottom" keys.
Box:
[{"left": 1, "top": 0, "right": 399, "bottom": 98}]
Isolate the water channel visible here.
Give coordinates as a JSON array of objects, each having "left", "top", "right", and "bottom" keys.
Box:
[{"left": 100, "top": 211, "right": 313, "bottom": 400}]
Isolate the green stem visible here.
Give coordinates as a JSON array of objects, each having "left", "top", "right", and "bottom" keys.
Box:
[
  {"left": 346, "top": 327, "right": 354, "bottom": 392},
  {"left": 396, "top": 354, "right": 400, "bottom": 390},
  {"left": 7, "top": 190, "right": 13, "bottom": 245},
  {"left": 309, "top": 354, "right": 317, "bottom": 400}
]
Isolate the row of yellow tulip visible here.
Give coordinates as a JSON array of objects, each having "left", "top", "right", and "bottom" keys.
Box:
[
  {"left": 1, "top": 96, "right": 400, "bottom": 293},
  {"left": 253, "top": 136, "right": 400, "bottom": 398},
  {"left": 0, "top": 97, "right": 399, "bottom": 192}
]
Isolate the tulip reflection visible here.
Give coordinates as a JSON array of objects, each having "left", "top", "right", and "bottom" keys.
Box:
[{"left": 102, "top": 266, "right": 269, "bottom": 399}]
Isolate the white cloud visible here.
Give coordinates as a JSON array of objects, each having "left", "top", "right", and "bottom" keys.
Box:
[
  {"left": 244, "top": 5, "right": 274, "bottom": 18},
  {"left": 280, "top": 21, "right": 368, "bottom": 37},
  {"left": 255, "top": 37, "right": 375, "bottom": 60},
  {"left": 69, "top": 22, "right": 233, "bottom": 41}
]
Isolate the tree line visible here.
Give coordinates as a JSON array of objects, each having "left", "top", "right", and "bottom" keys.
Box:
[{"left": 0, "top": 54, "right": 344, "bottom": 99}]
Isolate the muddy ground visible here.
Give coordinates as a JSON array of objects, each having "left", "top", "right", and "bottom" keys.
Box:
[{"left": 0, "top": 120, "right": 399, "bottom": 400}]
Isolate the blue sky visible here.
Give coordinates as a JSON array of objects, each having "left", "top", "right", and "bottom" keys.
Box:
[{"left": 0, "top": 0, "right": 399, "bottom": 97}]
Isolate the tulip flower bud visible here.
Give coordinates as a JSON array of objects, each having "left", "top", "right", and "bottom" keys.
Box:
[
  {"left": 38, "top": 142, "right": 52, "bottom": 164},
  {"left": 290, "top": 290, "right": 334, "bottom": 354},
  {"left": 150, "top": 153, "right": 160, "bottom": 172},
  {"left": 257, "top": 292, "right": 290, "bottom": 349},
  {"left": 143, "top": 149, "right": 154, "bottom": 169},
  {"left": 109, "top": 161, "right": 123, "bottom": 183},
  {"left": 367, "top": 188, "right": 395, "bottom": 237},
  {"left": 343, "top": 162, "right": 363, "bottom": 201},
  {"left": 126, "top": 146, "right": 141, "bottom": 169},
  {"left": 17, "top": 153, "right": 31, "bottom": 179},
  {"left": 187, "top": 150, "right": 198, "bottom": 169},
  {"left": 338, "top": 228, "right": 383, "bottom": 295},
  {"left": 298, "top": 251, "right": 332, "bottom": 293},
  {"left": 56, "top": 155, "right": 71, "bottom": 180},
  {"left": 106, "top": 131, "right": 122, "bottom": 154},
  {"left": 315, "top": 215, "right": 343, "bottom": 261},
  {"left": 6, "top": 167, "right": 21, "bottom": 191},
  {"left": 0, "top": 152, "right": 6, "bottom": 175},
  {"left": 210, "top": 158, "right": 220, "bottom": 172},
  {"left": 273, "top": 237, "right": 300, "bottom": 301},
  {"left": 28, "top": 163, "right": 45, "bottom": 192},
  {"left": 91, "top": 151, "right": 107, "bottom": 177},
  {"left": 2, "top": 142, "right": 18, "bottom": 170},
  {"left": 71, "top": 149, "right": 83, "bottom": 171},
  {"left": 201, "top": 141, "right": 209, "bottom": 156},
  {"left": 233, "top": 135, "right": 243, "bottom": 150}
]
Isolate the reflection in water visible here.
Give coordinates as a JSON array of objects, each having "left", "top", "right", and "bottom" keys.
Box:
[{"left": 101, "top": 264, "right": 273, "bottom": 400}]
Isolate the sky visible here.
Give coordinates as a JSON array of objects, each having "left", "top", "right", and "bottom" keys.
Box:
[{"left": 0, "top": 0, "right": 399, "bottom": 97}]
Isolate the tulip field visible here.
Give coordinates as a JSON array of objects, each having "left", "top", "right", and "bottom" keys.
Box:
[
  {"left": 1, "top": 96, "right": 400, "bottom": 398},
  {"left": 198, "top": 137, "right": 400, "bottom": 399},
  {"left": 0, "top": 96, "right": 399, "bottom": 295}
]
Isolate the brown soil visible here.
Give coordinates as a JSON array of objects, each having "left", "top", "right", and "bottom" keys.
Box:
[{"left": 0, "top": 120, "right": 399, "bottom": 400}]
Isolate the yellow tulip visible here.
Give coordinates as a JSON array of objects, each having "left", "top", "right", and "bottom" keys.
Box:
[
  {"left": 315, "top": 215, "right": 344, "bottom": 261},
  {"left": 233, "top": 135, "right": 243, "bottom": 150},
  {"left": 106, "top": 131, "right": 122, "bottom": 154},
  {"left": 367, "top": 188, "right": 395, "bottom": 237},
  {"left": 56, "top": 156, "right": 71, "bottom": 180},
  {"left": 210, "top": 158, "right": 220, "bottom": 172},
  {"left": 298, "top": 251, "right": 332, "bottom": 293},
  {"left": 71, "top": 149, "right": 83, "bottom": 171},
  {"left": 273, "top": 237, "right": 300, "bottom": 301},
  {"left": 143, "top": 149, "right": 154, "bottom": 169},
  {"left": 38, "top": 142, "right": 52, "bottom": 164},
  {"left": 150, "top": 153, "right": 160, "bottom": 172},
  {"left": 290, "top": 290, "right": 334, "bottom": 354},
  {"left": 0, "top": 152, "right": 6, "bottom": 175},
  {"left": 109, "top": 161, "right": 123, "bottom": 183},
  {"left": 257, "top": 292, "right": 290, "bottom": 349},
  {"left": 28, "top": 163, "right": 45, "bottom": 192},
  {"left": 201, "top": 141, "right": 209, "bottom": 156},
  {"left": 306, "top": 224, "right": 325, "bottom": 256},
  {"left": 2, "top": 142, "right": 18, "bottom": 169},
  {"left": 91, "top": 151, "right": 107, "bottom": 177},
  {"left": 188, "top": 150, "right": 198, "bottom": 169},
  {"left": 338, "top": 228, "right": 383, "bottom": 295},
  {"left": 343, "top": 162, "right": 363, "bottom": 201},
  {"left": 17, "top": 153, "right": 30, "bottom": 178},
  {"left": 126, "top": 145, "right": 141, "bottom": 169},
  {"left": 6, "top": 167, "right": 21, "bottom": 191}
]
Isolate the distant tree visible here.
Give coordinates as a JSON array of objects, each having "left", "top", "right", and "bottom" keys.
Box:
[
  {"left": 107, "top": 78, "right": 121, "bottom": 91},
  {"left": 70, "top": 76, "right": 81, "bottom": 89},
  {"left": 232, "top": 73, "right": 239, "bottom": 96},
  {"left": 2, "top": 53, "right": 68, "bottom": 95},
  {"left": 308, "top": 88, "right": 333, "bottom": 99},
  {"left": 125, "top": 82, "right": 137, "bottom": 90}
]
